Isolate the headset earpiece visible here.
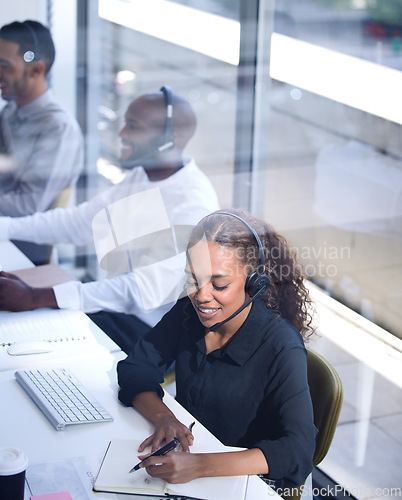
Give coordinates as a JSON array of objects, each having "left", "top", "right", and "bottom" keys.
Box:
[
  {"left": 218, "top": 212, "right": 270, "bottom": 298},
  {"left": 159, "top": 86, "right": 175, "bottom": 152},
  {"left": 245, "top": 270, "right": 270, "bottom": 297}
]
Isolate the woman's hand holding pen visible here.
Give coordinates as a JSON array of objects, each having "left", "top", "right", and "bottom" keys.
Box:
[
  {"left": 138, "top": 417, "right": 195, "bottom": 454},
  {"left": 139, "top": 449, "right": 202, "bottom": 484}
]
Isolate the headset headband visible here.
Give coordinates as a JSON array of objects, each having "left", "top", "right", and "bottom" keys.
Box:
[
  {"left": 217, "top": 211, "right": 265, "bottom": 271},
  {"left": 22, "top": 21, "right": 40, "bottom": 62},
  {"left": 205, "top": 211, "right": 270, "bottom": 331},
  {"left": 160, "top": 86, "right": 174, "bottom": 147}
]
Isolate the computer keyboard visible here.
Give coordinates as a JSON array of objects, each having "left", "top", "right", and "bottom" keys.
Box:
[{"left": 15, "top": 368, "right": 113, "bottom": 431}]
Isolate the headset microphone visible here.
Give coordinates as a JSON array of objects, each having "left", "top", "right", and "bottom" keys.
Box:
[
  {"left": 157, "top": 140, "right": 175, "bottom": 152},
  {"left": 209, "top": 284, "right": 268, "bottom": 332},
  {"left": 208, "top": 211, "right": 270, "bottom": 332}
]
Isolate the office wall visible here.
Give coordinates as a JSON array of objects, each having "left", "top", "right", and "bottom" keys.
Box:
[{"left": 2, "top": 1, "right": 47, "bottom": 25}]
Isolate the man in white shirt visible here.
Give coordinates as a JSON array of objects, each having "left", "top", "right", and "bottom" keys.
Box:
[
  {"left": 0, "top": 87, "right": 220, "bottom": 352},
  {"left": 0, "top": 20, "right": 84, "bottom": 262}
]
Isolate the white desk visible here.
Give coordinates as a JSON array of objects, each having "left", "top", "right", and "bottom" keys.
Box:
[
  {"left": 0, "top": 351, "right": 278, "bottom": 500},
  {"left": 0, "top": 240, "right": 34, "bottom": 270}
]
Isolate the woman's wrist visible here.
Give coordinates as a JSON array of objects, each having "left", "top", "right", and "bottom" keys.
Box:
[
  {"left": 132, "top": 391, "right": 175, "bottom": 425},
  {"left": 194, "top": 453, "right": 216, "bottom": 478},
  {"left": 151, "top": 410, "right": 177, "bottom": 427},
  {"left": 192, "top": 449, "right": 269, "bottom": 478}
]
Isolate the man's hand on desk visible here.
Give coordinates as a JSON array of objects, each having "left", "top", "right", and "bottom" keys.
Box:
[{"left": 0, "top": 271, "right": 58, "bottom": 311}]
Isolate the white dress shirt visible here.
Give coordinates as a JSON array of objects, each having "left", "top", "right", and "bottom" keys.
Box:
[{"left": 0, "top": 159, "right": 220, "bottom": 327}]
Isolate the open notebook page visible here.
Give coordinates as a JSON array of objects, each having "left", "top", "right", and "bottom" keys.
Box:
[
  {"left": 94, "top": 438, "right": 248, "bottom": 500},
  {"left": 0, "top": 308, "right": 119, "bottom": 371}
]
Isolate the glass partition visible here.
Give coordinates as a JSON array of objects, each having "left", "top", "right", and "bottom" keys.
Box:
[
  {"left": 83, "top": 2, "right": 402, "bottom": 494},
  {"left": 252, "top": 0, "right": 402, "bottom": 496},
  {"left": 257, "top": 0, "right": 402, "bottom": 340},
  {"left": 92, "top": 0, "right": 242, "bottom": 210}
]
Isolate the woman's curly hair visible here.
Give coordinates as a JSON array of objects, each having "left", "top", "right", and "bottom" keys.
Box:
[{"left": 188, "top": 209, "right": 316, "bottom": 342}]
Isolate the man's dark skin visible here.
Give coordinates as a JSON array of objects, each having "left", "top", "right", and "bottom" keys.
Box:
[{"left": 0, "top": 90, "right": 197, "bottom": 312}]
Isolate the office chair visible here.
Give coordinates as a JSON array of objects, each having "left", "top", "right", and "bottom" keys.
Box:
[
  {"left": 12, "top": 186, "right": 73, "bottom": 266},
  {"left": 162, "top": 368, "right": 176, "bottom": 388},
  {"left": 50, "top": 185, "right": 73, "bottom": 211},
  {"left": 281, "top": 348, "right": 344, "bottom": 500},
  {"left": 46, "top": 185, "right": 73, "bottom": 264}
]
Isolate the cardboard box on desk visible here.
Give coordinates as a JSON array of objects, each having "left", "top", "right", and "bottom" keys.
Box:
[{"left": 9, "top": 264, "right": 76, "bottom": 288}]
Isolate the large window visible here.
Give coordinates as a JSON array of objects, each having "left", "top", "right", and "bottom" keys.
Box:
[
  {"left": 261, "top": 0, "right": 402, "bottom": 342},
  {"left": 89, "top": 0, "right": 402, "bottom": 342},
  {"left": 84, "top": 1, "right": 402, "bottom": 496},
  {"left": 91, "top": 0, "right": 242, "bottom": 211},
  {"left": 252, "top": 0, "right": 402, "bottom": 496},
  {"left": 82, "top": 1, "right": 402, "bottom": 494}
]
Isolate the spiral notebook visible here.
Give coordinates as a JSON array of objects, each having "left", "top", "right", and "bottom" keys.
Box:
[{"left": 0, "top": 308, "right": 119, "bottom": 371}]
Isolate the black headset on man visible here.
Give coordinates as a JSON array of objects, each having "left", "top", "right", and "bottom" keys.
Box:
[
  {"left": 207, "top": 212, "right": 271, "bottom": 332},
  {"left": 158, "top": 85, "right": 175, "bottom": 152}
]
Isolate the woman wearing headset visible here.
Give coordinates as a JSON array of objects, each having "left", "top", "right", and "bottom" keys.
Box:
[{"left": 117, "top": 209, "right": 317, "bottom": 488}]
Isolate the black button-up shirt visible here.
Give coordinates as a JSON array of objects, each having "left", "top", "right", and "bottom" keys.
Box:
[{"left": 118, "top": 297, "right": 317, "bottom": 486}]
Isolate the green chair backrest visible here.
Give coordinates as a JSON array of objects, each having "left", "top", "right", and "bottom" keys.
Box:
[{"left": 281, "top": 348, "right": 343, "bottom": 500}]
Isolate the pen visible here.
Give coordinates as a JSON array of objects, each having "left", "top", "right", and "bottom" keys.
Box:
[{"left": 129, "top": 438, "right": 179, "bottom": 473}]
